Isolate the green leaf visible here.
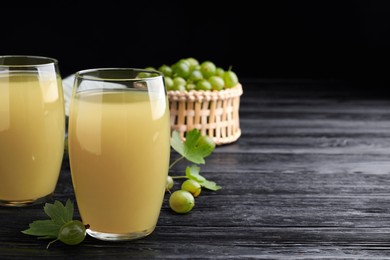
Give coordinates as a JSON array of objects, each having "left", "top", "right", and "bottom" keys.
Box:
[
  {"left": 171, "top": 129, "right": 216, "bottom": 165},
  {"left": 44, "top": 199, "right": 74, "bottom": 226},
  {"left": 198, "top": 179, "right": 222, "bottom": 191},
  {"left": 186, "top": 165, "right": 221, "bottom": 191},
  {"left": 21, "top": 219, "right": 61, "bottom": 239},
  {"left": 170, "top": 130, "right": 185, "bottom": 156},
  {"left": 64, "top": 199, "right": 75, "bottom": 223},
  {"left": 22, "top": 199, "right": 76, "bottom": 242},
  {"left": 185, "top": 165, "right": 205, "bottom": 182}
]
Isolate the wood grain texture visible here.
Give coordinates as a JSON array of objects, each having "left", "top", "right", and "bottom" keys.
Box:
[{"left": 2, "top": 79, "right": 390, "bottom": 259}]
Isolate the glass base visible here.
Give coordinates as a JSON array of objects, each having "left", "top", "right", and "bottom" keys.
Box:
[
  {"left": 86, "top": 226, "right": 155, "bottom": 241},
  {"left": 0, "top": 193, "right": 53, "bottom": 207}
]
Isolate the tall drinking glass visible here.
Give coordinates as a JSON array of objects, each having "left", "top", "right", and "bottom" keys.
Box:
[
  {"left": 68, "top": 68, "right": 171, "bottom": 241},
  {"left": 0, "top": 55, "right": 65, "bottom": 207}
]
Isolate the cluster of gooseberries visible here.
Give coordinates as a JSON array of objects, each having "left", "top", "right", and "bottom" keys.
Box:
[
  {"left": 166, "top": 176, "right": 202, "bottom": 214},
  {"left": 150, "top": 57, "right": 239, "bottom": 91},
  {"left": 163, "top": 129, "right": 219, "bottom": 214}
]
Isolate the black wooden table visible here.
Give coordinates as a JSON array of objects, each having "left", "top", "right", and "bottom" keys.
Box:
[{"left": 2, "top": 79, "right": 390, "bottom": 259}]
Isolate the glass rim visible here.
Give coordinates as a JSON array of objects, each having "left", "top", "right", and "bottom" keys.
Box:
[
  {"left": 75, "top": 68, "right": 164, "bottom": 82},
  {"left": 0, "top": 55, "right": 58, "bottom": 67}
]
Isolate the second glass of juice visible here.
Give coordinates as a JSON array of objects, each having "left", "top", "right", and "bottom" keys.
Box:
[
  {"left": 68, "top": 68, "right": 171, "bottom": 241},
  {"left": 0, "top": 55, "right": 65, "bottom": 207}
]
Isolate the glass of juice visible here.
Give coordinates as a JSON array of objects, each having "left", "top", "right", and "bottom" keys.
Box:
[
  {"left": 68, "top": 68, "right": 171, "bottom": 241},
  {"left": 0, "top": 55, "right": 65, "bottom": 207}
]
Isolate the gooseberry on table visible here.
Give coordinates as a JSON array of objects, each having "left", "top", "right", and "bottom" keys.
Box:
[{"left": 169, "top": 190, "right": 195, "bottom": 214}]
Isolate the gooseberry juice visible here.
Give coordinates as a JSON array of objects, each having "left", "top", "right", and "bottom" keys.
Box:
[
  {"left": 68, "top": 89, "right": 170, "bottom": 236},
  {"left": 0, "top": 72, "right": 65, "bottom": 202}
]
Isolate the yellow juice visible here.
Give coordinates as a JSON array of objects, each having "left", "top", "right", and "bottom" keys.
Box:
[
  {"left": 0, "top": 72, "right": 65, "bottom": 201},
  {"left": 68, "top": 89, "right": 170, "bottom": 234}
]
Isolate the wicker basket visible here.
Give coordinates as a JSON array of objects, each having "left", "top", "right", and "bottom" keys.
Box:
[{"left": 168, "top": 83, "right": 243, "bottom": 145}]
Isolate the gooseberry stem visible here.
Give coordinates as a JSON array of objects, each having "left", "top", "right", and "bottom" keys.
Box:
[
  {"left": 169, "top": 156, "right": 185, "bottom": 169},
  {"left": 46, "top": 239, "right": 58, "bottom": 249}
]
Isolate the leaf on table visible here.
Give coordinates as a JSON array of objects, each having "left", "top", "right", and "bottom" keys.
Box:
[
  {"left": 199, "top": 179, "right": 222, "bottom": 191},
  {"left": 21, "top": 199, "right": 75, "bottom": 240},
  {"left": 21, "top": 220, "right": 60, "bottom": 239},
  {"left": 186, "top": 165, "right": 221, "bottom": 191},
  {"left": 171, "top": 128, "right": 216, "bottom": 164},
  {"left": 44, "top": 199, "right": 74, "bottom": 226}
]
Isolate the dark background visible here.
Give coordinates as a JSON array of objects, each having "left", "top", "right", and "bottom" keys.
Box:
[{"left": 2, "top": 1, "right": 390, "bottom": 90}]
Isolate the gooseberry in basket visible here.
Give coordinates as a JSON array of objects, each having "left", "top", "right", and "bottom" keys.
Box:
[
  {"left": 153, "top": 57, "right": 239, "bottom": 91},
  {"left": 223, "top": 69, "right": 239, "bottom": 88}
]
